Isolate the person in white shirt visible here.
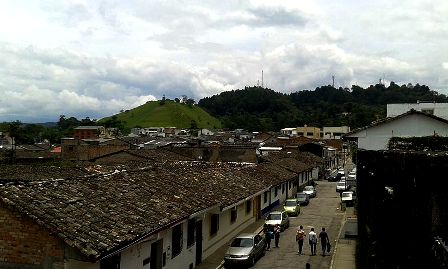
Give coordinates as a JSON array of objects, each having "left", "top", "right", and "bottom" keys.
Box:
[{"left": 308, "top": 227, "right": 317, "bottom": 256}]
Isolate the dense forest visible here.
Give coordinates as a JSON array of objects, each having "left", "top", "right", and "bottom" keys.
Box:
[{"left": 198, "top": 82, "right": 448, "bottom": 131}]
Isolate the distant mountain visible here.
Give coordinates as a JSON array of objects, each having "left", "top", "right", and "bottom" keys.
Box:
[
  {"left": 101, "top": 100, "right": 222, "bottom": 130},
  {"left": 198, "top": 83, "right": 448, "bottom": 131}
]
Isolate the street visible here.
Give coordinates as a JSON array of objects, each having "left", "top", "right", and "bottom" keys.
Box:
[{"left": 253, "top": 180, "right": 344, "bottom": 269}]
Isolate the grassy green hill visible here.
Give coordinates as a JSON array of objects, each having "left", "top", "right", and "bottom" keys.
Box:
[{"left": 101, "top": 100, "right": 222, "bottom": 129}]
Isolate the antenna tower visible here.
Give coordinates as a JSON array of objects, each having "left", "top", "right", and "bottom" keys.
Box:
[
  {"left": 332, "top": 75, "right": 335, "bottom": 87},
  {"left": 261, "top": 70, "right": 264, "bottom": 88}
]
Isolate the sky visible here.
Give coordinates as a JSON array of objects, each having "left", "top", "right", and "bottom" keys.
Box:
[{"left": 1, "top": 0, "right": 447, "bottom": 122}]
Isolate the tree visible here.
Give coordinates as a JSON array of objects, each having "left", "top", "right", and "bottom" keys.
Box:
[
  {"left": 189, "top": 120, "right": 198, "bottom": 137},
  {"left": 186, "top": 98, "right": 195, "bottom": 107},
  {"left": 160, "top": 94, "right": 166, "bottom": 105}
]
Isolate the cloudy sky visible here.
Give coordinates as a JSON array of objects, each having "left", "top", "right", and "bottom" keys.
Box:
[{"left": 1, "top": 0, "right": 447, "bottom": 122}]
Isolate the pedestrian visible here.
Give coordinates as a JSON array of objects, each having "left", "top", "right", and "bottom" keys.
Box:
[
  {"left": 308, "top": 227, "right": 317, "bottom": 256},
  {"left": 305, "top": 263, "right": 311, "bottom": 269},
  {"left": 274, "top": 224, "right": 281, "bottom": 247},
  {"left": 264, "top": 225, "right": 273, "bottom": 250},
  {"left": 319, "top": 227, "right": 330, "bottom": 256},
  {"left": 296, "top": 225, "right": 306, "bottom": 254}
]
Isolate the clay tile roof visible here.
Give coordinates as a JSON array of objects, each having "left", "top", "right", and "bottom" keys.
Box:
[
  {"left": 260, "top": 150, "right": 323, "bottom": 168},
  {"left": 0, "top": 161, "right": 297, "bottom": 261},
  {"left": 0, "top": 165, "right": 90, "bottom": 182},
  {"left": 259, "top": 153, "right": 311, "bottom": 173}
]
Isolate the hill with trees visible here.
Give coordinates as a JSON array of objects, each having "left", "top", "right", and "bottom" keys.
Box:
[{"left": 198, "top": 83, "right": 448, "bottom": 131}]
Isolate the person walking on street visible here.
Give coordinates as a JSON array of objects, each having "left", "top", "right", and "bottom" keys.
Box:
[
  {"left": 296, "top": 225, "right": 306, "bottom": 254},
  {"left": 274, "top": 224, "right": 281, "bottom": 247},
  {"left": 309, "top": 228, "right": 317, "bottom": 256},
  {"left": 264, "top": 225, "right": 273, "bottom": 250},
  {"left": 319, "top": 227, "right": 330, "bottom": 256}
]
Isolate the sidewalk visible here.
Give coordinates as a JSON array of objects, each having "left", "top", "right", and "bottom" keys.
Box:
[
  {"left": 330, "top": 207, "right": 357, "bottom": 269},
  {"left": 195, "top": 218, "right": 266, "bottom": 269}
]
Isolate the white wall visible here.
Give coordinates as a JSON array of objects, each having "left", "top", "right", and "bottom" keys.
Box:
[
  {"left": 322, "top": 126, "right": 350, "bottom": 139},
  {"left": 202, "top": 200, "right": 256, "bottom": 259},
  {"left": 354, "top": 114, "right": 448, "bottom": 150},
  {"left": 119, "top": 221, "right": 196, "bottom": 269},
  {"left": 120, "top": 241, "right": 152, "bottom": 269},
  {"left": 312, "top": 167, "right": 319, "bottom": 180}
]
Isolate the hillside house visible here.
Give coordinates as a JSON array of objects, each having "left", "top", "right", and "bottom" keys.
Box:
[
  {"left": 61, "top": 138, "right": 130, "bottom": 161},
  {"left": 296, "top": 126, "right": 320, "bottom": 139},
  {"left": 73, "top": 126, "right": 105, "bottom": 140},
  {"left": 321, "top": 126, "right": 350, "bottom": 139}
]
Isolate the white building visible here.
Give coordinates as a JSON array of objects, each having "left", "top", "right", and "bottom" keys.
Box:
[
  {"left": 280, "top": 128, "right": 298, "bottom": 136},
  {"left": 345, "top": 110, "right": 448, "bottom": 150},
  {"left": 387, "top": 102, "right": 448, "bottom": 120},
  {"left": 321, "top": 126, "right": 350, "bottom": 139}
]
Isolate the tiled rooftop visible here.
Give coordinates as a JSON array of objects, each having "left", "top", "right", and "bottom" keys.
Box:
[
  {"left": 0, "top": 164, "right": 91, "bottom": 182},
  {"left": 0, "top": 161, "right": 297, "bottom": 261}
]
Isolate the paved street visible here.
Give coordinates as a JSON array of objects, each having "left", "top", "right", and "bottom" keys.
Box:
[{"left": 253, "top": 181, "right": 344, "bottom": 269}]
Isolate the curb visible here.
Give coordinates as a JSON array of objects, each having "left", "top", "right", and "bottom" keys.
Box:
[{"left": 329, "top": 208, "right": 347, "bottom": 269}]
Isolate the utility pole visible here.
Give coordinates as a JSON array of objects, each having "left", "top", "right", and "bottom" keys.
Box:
[{"left": 332, "top": 75, "right": 335, "bottom": 87}]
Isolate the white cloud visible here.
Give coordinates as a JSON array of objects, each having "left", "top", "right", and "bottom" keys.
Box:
[{"left": 0, "top": 0, "right": 447, "bottom": 122}]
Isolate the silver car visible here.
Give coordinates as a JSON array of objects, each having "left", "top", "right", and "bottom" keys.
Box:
[
  {"left": 296, "top": 192, "right": 310, "bottom": 206},
  {"left": 224, "top": 233, "right": 266, "bottom": 267}
]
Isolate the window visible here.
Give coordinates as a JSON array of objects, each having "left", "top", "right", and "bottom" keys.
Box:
[
  {"left": 264, "top": 192, "right": 268, "bottom": 203},
  {"left": 187, "top": 219, "right": 195, "bottom": 247},
  {"left": 274, "top": 187, "right": 278, "bottom": 197},
  {"left": 246, "top": 200, "right": 252, "bottom": 214},
  {"left": 288, "top": 182, "right": 291, "bottom": 189},
  {"left": 210, "top": 214, "right": 219, "bottom": 236},
  {"left": 230, "top": 207, "right": 237, "bottom": 223},
  {"left": 307, "top": 132, "right": 313, "bottom": 136},
  {"left": 282, "top": 184, "right": 285, "bottom": 194},
  {"left": 172, "top": 223, "right": 183, "bottom": 258}
]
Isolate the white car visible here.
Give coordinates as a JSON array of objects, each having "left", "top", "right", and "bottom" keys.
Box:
[
  {"left": 303, "top": 186, "right": 316, "bottom": 198},
  {"left": 264, "top": 211, "right": 290, "bottom": 231},
  {"left": 336, "top": 181, "right": 350, "bottom": 192},
  {"left": 341, "top": 191, "right": 355, "bottom": 206}
]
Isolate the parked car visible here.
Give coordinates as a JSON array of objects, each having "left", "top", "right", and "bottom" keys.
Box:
[
  {"left": 347, "top": 174, "right": 357, "bottom": 188},
  {"left": 264, "top": 211, "right": 290, "bottom": 231},
  {"left": 224, "top": 233, "right": 266, "bottom": 267},
  {"left": 296, "top": 192, "right": 310, "bottom": 206},
  {"left": 341, "top": 191, "right": 355, "bottom": 206},
  {"left": 336, "top": 180, "right": 350, "bottom": 192},
  {"left": 283, "top": 198, "right": 301, "bottom": 216},
  {"left": 327, "top": 174, "right": 338, "bottom": 182},
  {"left": 303, "top": 185, "right": 316, "bottom": 198}
]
